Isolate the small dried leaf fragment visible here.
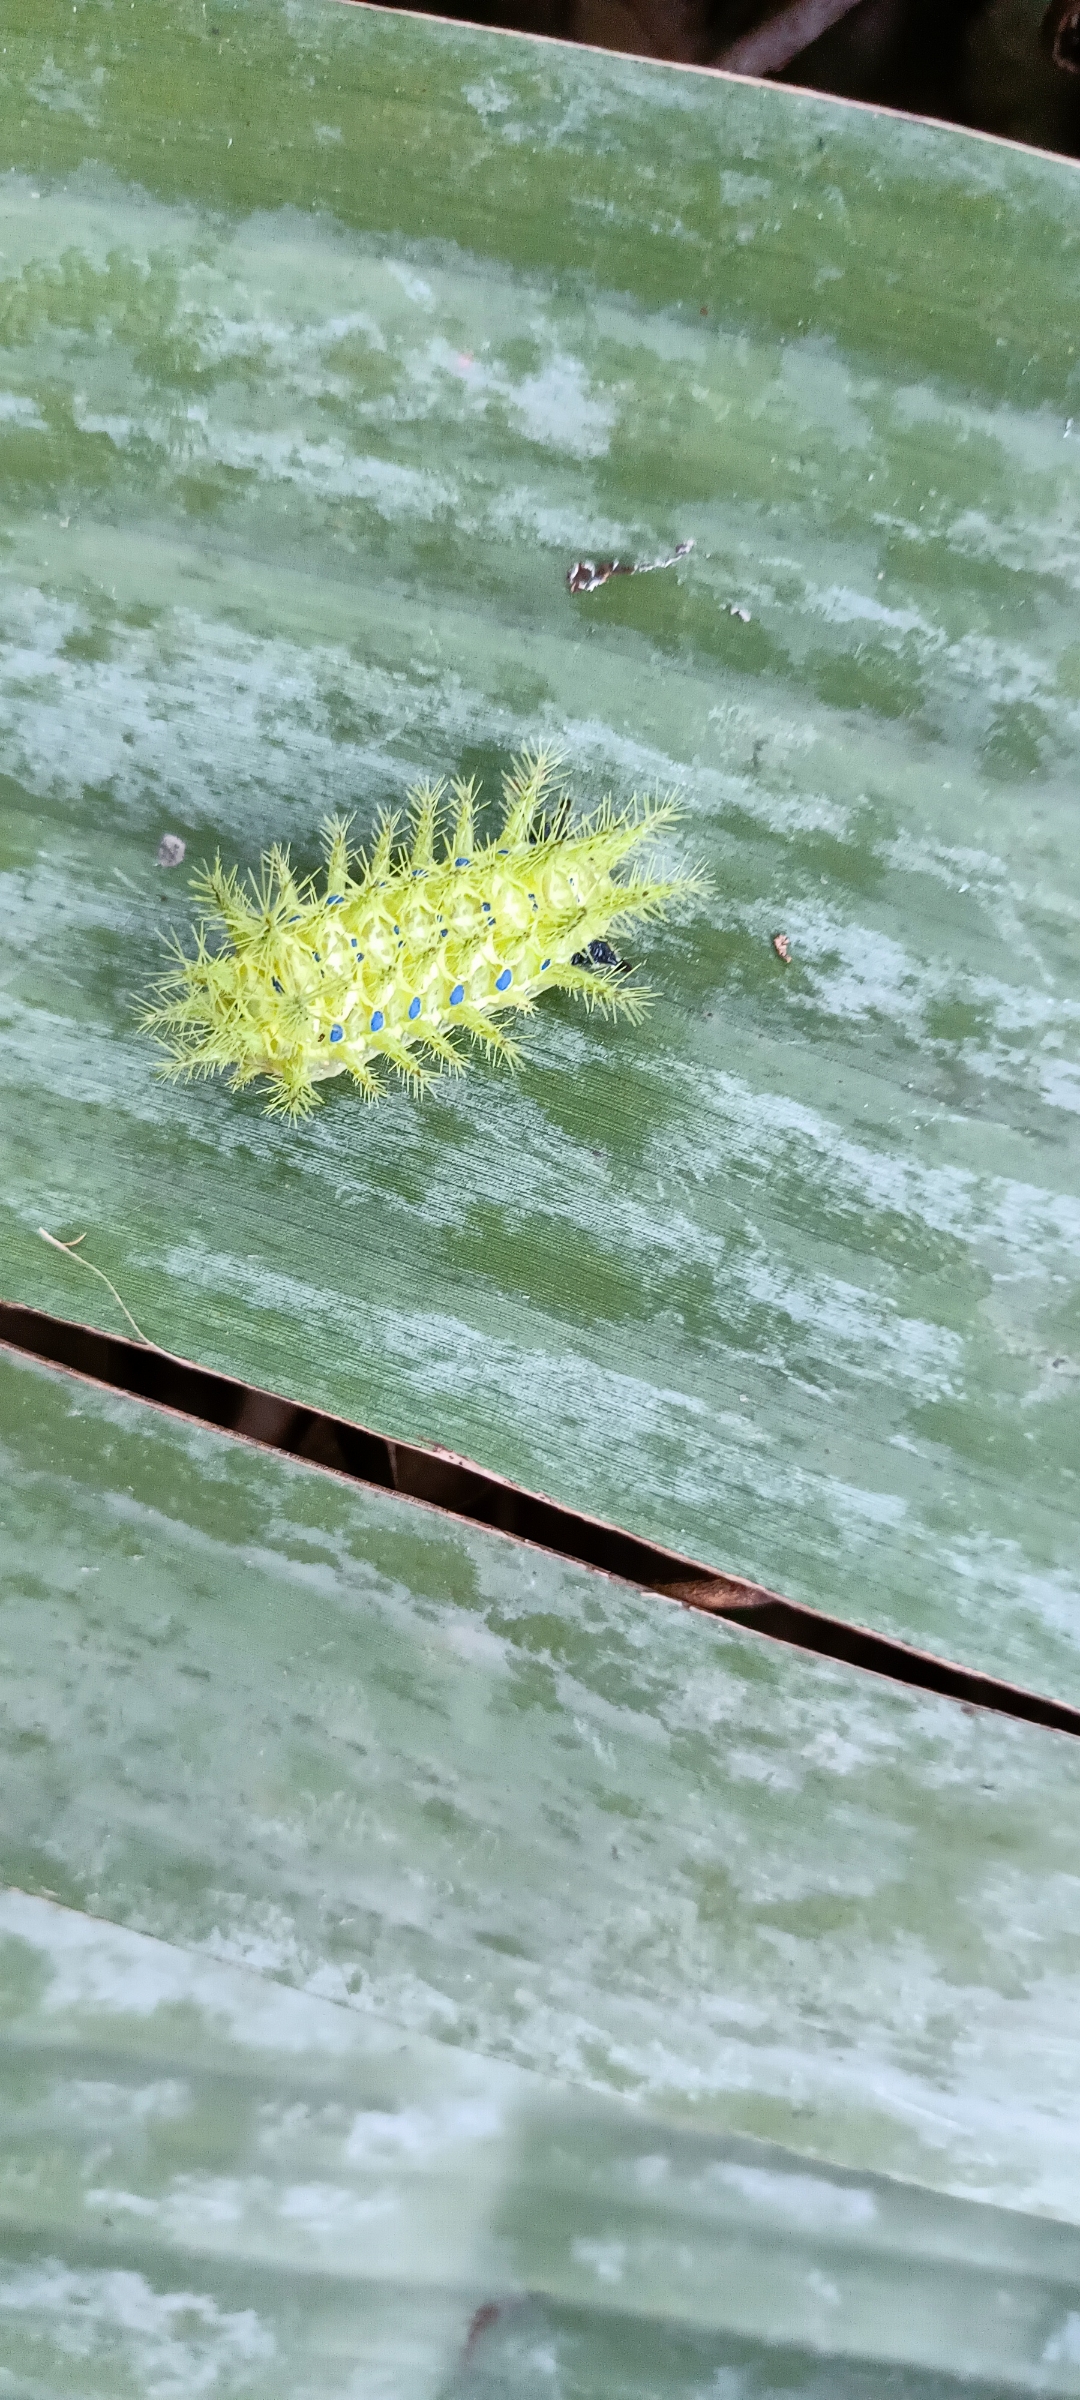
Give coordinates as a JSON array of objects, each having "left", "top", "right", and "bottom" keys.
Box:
[
  {"left": 772, "top": 931, "right": 792, "bottom": 962},
  {"left": 567, "top": 539, "right": 693, "bottom": 595}
]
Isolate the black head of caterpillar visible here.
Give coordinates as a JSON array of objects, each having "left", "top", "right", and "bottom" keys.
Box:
[
  {"left": 570, "top": 936, "right": 633, "bottom": 974},
  {"left": 141, "top": 750, "right": 701, "bottom": 1119}
]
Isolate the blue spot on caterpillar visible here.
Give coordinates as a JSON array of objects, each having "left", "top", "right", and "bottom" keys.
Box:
[{"left": 140, "top": 751, "right": 698, "bottom": 1120}]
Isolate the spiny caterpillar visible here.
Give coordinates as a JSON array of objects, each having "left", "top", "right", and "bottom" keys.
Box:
[{"left": 141, "top": 752, "right": 694, "bottom": 1119}]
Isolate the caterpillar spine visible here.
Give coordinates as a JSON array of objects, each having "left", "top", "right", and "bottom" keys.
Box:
[{"left": 141, "top": 752, "right": 695, "bottom": 1119}]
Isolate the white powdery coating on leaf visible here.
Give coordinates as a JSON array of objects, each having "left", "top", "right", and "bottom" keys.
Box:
[{"left": 0, "top": 2262, "right": 274, "bottom": 2392}]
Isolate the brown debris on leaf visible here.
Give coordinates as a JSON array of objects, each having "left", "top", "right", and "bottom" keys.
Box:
[
  {"left": 772, "top": 931, "right": 792, "bottom": 962},
  {"left": 463, "top": 2304, "right": 503, "bottom": 2358},
  {"left": 567, "top": 539, "right": 693, "bottom": 595}
]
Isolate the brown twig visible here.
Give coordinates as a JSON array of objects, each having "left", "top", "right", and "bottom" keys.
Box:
[
  {"left": 1042, "top": 0, "right": 1080, "bottom": 71},
  {"left": 712, "top": 0, "right": 867, "bottom": 75}
]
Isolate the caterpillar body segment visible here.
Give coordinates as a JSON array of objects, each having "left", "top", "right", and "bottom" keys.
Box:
[{"left": 141, "top": 752, "right": 696, "bottom": 1118}]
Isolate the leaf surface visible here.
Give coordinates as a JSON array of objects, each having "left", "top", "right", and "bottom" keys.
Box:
[{"left": 1, "top": 12, "right": 1078, "bottom": 1695}]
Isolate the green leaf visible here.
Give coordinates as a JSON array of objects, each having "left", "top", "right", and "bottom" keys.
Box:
[
  {"left": 6, "top": 1880, "right": 1080, "bottom": 2393},
  {"left": 5, "top": 1346, "right": 1080, "bottom": 2248},
  {"left": 2, "top": 4, "right": 1079, "bottom": 1699},
  {"left": 3, "top": 9, "right": 1080, "bottom": 2361}
]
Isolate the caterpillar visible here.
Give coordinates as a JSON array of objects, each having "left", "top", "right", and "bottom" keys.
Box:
[{"left": 141, "top": 751, "right": 695, "bottom": 1119}]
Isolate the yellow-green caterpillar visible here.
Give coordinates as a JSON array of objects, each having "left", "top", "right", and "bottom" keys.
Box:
[{"left": 141, "top": 751, "right": 694, "bottom": 1118}]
